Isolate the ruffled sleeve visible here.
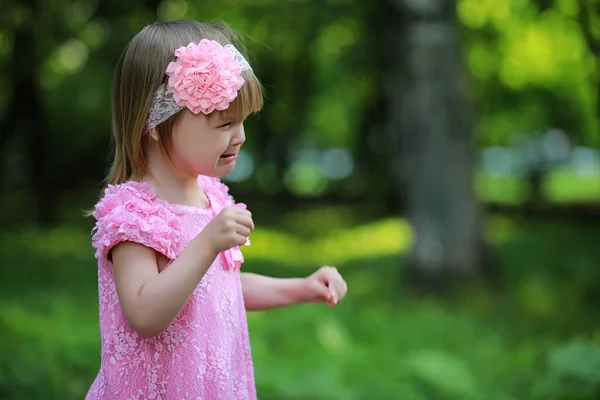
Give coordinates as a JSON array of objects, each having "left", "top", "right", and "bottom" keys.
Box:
[{"left": 91, "top": 182, "right": 181, "bottom": 261}]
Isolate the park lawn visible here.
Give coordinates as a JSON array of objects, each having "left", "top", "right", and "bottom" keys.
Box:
[
  {"left": 1, "top": 216, "right": 600, "bottom": 399},
  {"left": 476, "top": 168, "right": 600, "bottom": 205}
]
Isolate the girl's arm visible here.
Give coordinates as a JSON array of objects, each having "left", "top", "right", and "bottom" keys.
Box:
[
  {"left": 112, "top": 207, "right": 253, "bottom": 338},
  {"left": 240, "top": 273, "right": 309, "bottom": 310},
  {"left": 241, "top": 267, "right": 348, "bottom": 311},
  {"left": 111, "top": 236, "right": 217, "bottom": 338}
]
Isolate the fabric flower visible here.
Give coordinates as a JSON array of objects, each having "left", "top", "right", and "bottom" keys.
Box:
[
  {"left": 224, "top": 246, "right": 245, "bottom": 271},
  {"left": 165, "top": 40, "right": 245, "bottom": 114}
]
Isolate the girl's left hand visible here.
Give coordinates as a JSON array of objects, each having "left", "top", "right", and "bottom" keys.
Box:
[{"left": 303, "top": 266, "right": 348, "bottom": 307}]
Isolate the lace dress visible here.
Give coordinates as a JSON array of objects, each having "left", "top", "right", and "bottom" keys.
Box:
[{"left": 85, "top": 175, "right": 256, "bottom": 400}]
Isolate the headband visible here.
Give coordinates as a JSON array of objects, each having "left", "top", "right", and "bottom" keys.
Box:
[{"left": 146, "top": 40, "right": 253, "bottom": 131}]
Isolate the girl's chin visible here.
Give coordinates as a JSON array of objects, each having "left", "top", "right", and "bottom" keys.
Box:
[{"left": 202, "top": 162, "right": 236, "bottom": 178}]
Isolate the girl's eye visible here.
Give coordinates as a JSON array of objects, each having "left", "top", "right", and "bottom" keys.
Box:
[{"left": 218, "top": 122, "right": 232, "bottom": 129}]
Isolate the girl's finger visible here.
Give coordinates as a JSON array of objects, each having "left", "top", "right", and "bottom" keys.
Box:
[
  {"left": 337, "top": 279, "right": 347, "bottom": 297},
  {"left": 327, "top": 284, "right": 341, "bottom": 304},
  {"left": 311, "top": 280, "right": 330, "bottom": 302},
  {"left": 237, "top": 215, "right": 254, "bottom": 231},
  {"left": 235, "top": 225, "right": 252, "bottom": 237},
  {"left": 235, "top": 233, "right": 250, "bottom": 246},
  {"left": 332, "top": 279, "right": 347, "bottom": 302}
]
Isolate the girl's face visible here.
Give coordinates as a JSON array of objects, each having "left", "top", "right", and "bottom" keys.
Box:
[{"left": 168, "top": 110, "right": 246, "bottom": 178}]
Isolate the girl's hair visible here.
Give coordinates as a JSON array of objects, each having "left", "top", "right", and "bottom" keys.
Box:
[{"left": 108, "top": 19, "right": 263, "bottom": 185}]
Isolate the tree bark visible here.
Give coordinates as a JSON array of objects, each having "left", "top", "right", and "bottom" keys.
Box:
[
  {"left": 5, "top": 2, "right": 56, "bottom": 225},
  {"left": 384, "top": 0, "right": 488, "bottom": 289}
]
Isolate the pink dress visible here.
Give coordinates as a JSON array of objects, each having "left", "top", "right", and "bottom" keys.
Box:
[{"left": 85, "top": 176, "right": 256, "bottom": 400}]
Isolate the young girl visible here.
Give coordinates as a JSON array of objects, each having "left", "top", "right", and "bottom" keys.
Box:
[{"left": 85, "top": 19, "right": 348, "bottom": 400}]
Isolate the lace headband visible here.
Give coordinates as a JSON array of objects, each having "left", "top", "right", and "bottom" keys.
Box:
[{"left": 146, "top": 40, "right": 253, "bottom": 131}]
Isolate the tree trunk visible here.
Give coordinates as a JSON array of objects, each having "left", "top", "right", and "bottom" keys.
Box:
[
  {"left": 7, "top": 3, "right": 56, "bottom": 225},
  {"left": 384, "top": 0, "right": 488, "bottom": 290}
]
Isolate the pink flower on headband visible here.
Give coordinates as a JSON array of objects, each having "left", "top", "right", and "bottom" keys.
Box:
[{"left": 165, "top": 40, "right": 245, "bottom": 114}]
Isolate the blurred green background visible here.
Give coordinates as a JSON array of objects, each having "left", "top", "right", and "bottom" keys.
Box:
[{"left": 2, "top": 0, "right": 600, "bottom": 399}]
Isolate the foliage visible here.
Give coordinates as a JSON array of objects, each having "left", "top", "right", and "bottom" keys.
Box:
[
  {"left": 458, "top": 0, "right": 599, "bottom": 146},
  {"left": 2, "top": 0, "right": 599, "bottom": 203},
  {"left": 534, "top": 341, "right": 600, "bottom": 398},
  {"left": 1, "top": 215, "right": 600, "bottom": 399},
  {"left": 2, "top": 0, "right": 600, "bottom": 397}
]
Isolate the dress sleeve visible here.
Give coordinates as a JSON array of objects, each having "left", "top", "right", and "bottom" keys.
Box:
[{"left": 91, "top": 184, "right": 180, "bottom": 261}]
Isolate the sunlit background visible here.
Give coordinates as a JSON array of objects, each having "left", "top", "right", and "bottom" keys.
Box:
[{"left": 2, "top": 0, "right": 600, "bottom": 399}]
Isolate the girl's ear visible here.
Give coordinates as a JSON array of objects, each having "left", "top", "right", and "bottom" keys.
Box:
[{"left": 148, "top": 127, "right": 159, "bottom": 141}]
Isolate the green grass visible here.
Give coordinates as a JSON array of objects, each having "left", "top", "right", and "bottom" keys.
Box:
[
  {"left": 2, "top": 216, "right": 600, "bottom": 399},
  {"left": 544, "top": 167, "right": 600, "bottom": 203},
  {"left": 476, "top": 167, "right": 600, "bottom": 204}
]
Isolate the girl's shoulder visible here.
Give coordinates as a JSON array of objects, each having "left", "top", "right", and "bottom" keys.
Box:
[
  {"left": 91, "top": 181, "right": 181, "bottom": 261},
  {"left": 92, "top": 181, "right": 158, "bottom": 221}
]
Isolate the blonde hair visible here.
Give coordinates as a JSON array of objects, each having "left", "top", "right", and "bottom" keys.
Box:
[{"left": 107, "top": 19, "right": 263, "bottom": 185}]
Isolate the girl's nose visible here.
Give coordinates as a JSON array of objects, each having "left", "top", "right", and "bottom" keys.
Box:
[{"left": 233, "top": 125, "right": 246, "bottom": 147}]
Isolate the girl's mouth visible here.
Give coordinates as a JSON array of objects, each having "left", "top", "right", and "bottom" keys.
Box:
[{"left": 219, "top": 153, "right": 237, "bottom": 163}]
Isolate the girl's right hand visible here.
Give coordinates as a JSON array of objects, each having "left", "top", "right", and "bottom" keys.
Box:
[{"left": 202, "top": 207, "right": 254, "bottom": 254}]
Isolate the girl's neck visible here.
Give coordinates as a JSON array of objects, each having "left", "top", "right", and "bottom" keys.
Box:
[{"left": 142, "top": 146, "right": 209, "bottom": 209}]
